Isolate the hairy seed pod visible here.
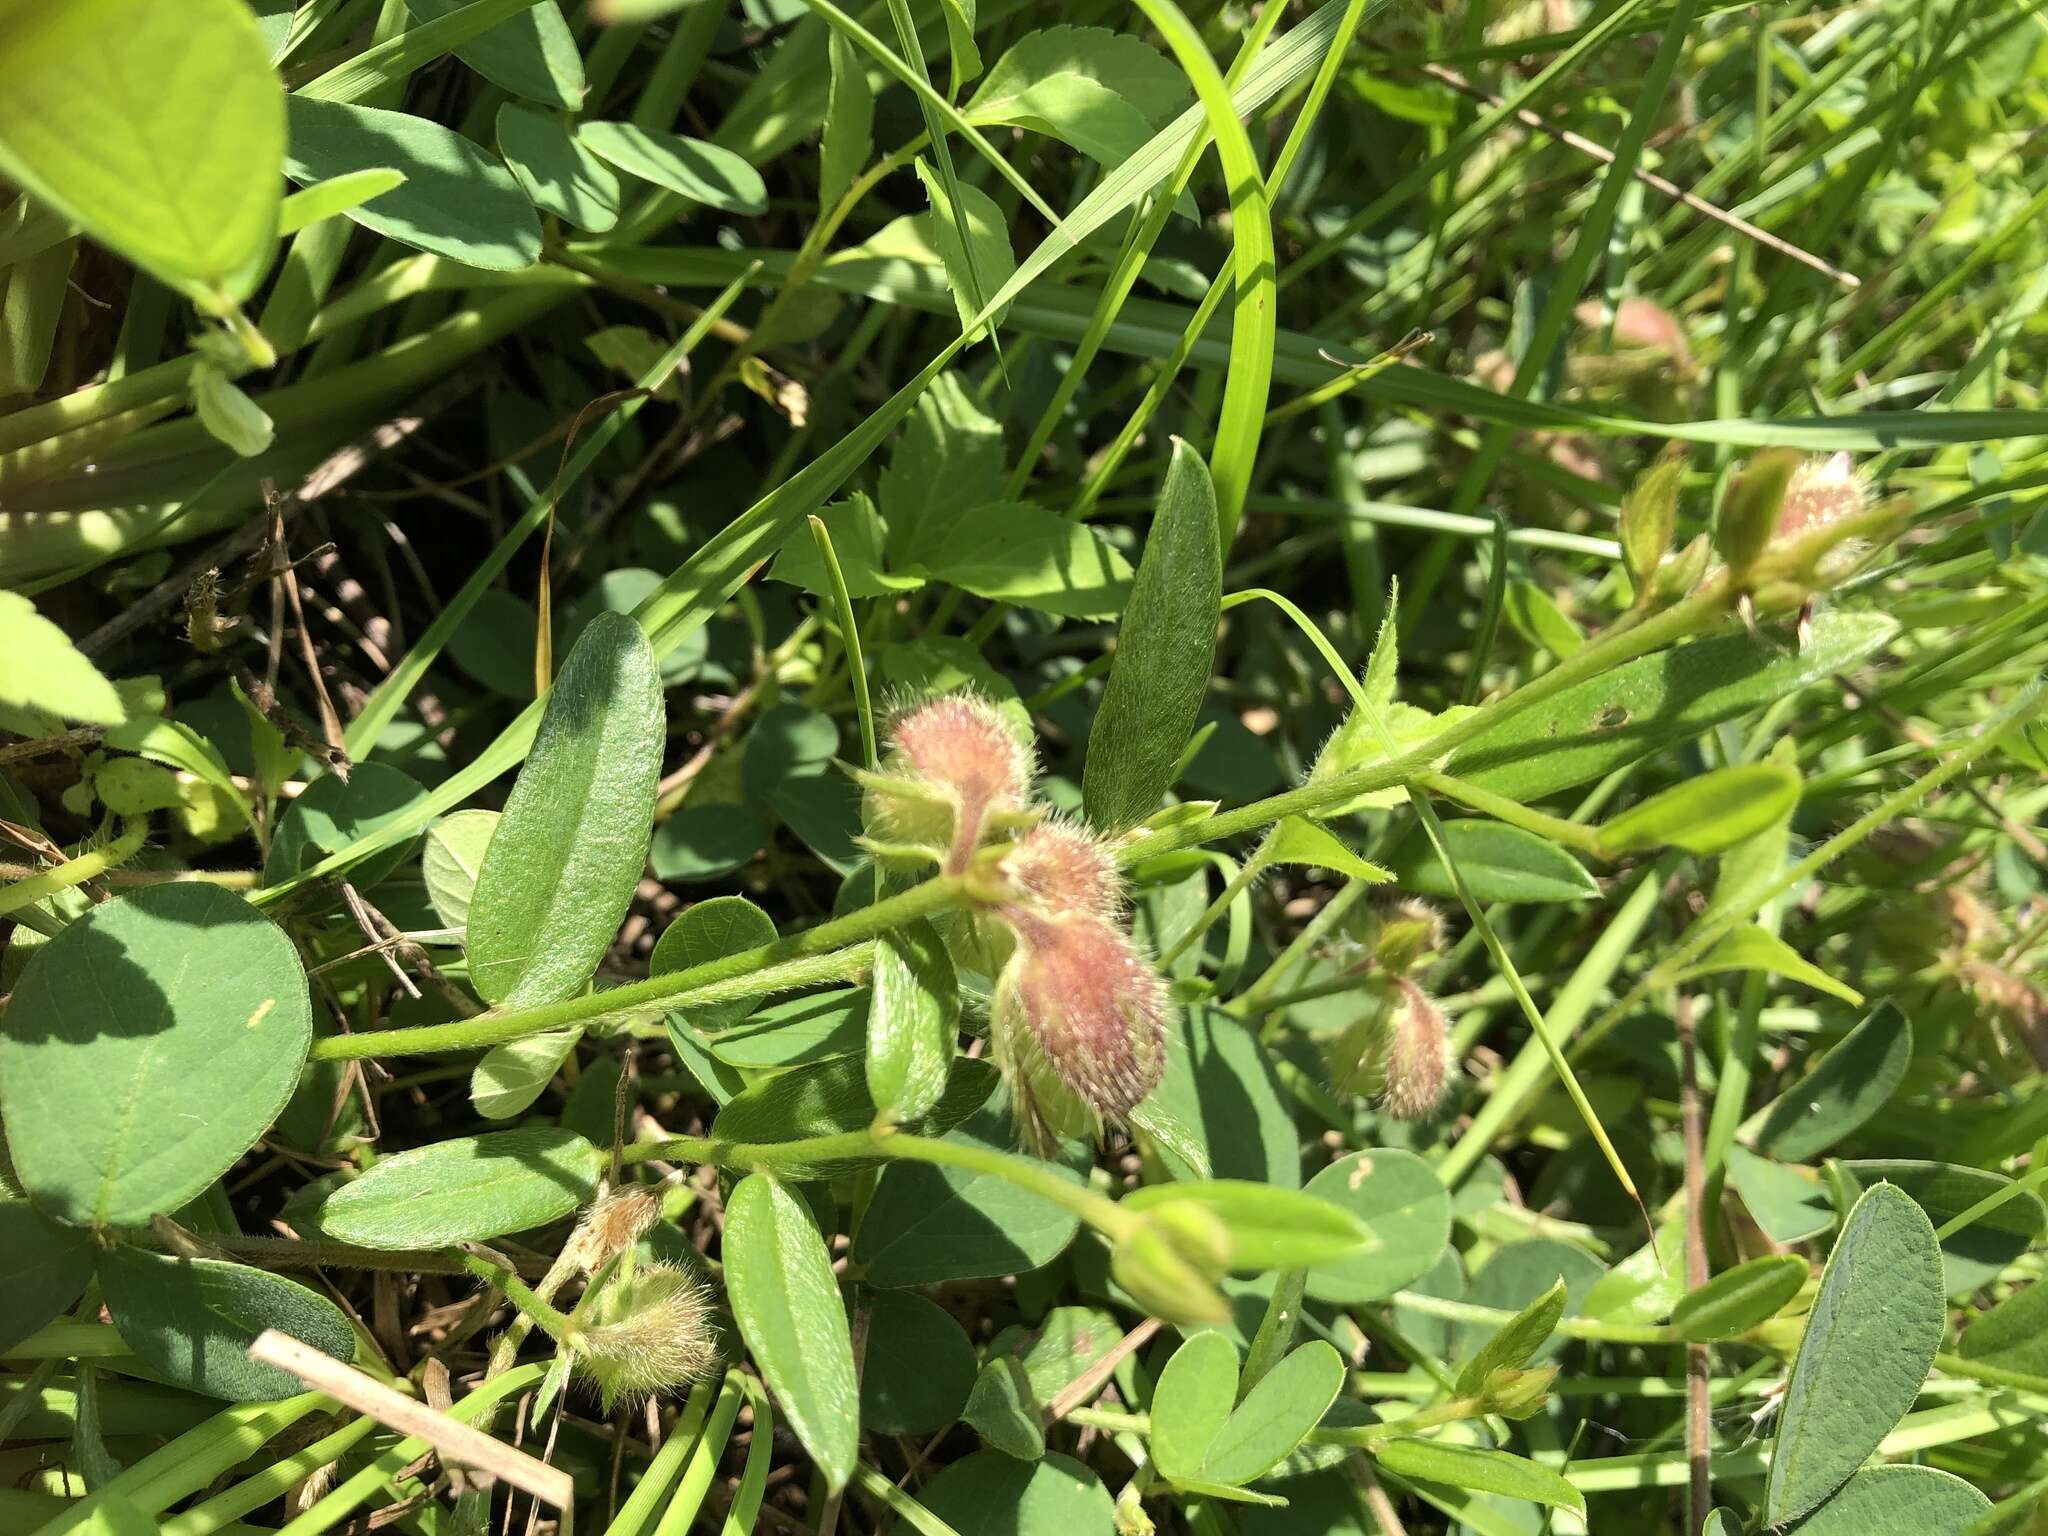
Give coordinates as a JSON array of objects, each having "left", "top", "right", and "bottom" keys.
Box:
[
  {"left": 866, "top": 693, "right": 1033, "bottom": 869},
  {"left": 1002, "top": 818, "right": 1122, "bottom": 919},
  {"left": 561, "top": 1185, "right": 662, "bottom": 1276},
  {"left": 574, "top": 1264, "right": 717, "bottom": 1411},
  {"left": 1382, "top": 979, "right": 1450, "bottom": 1121}
]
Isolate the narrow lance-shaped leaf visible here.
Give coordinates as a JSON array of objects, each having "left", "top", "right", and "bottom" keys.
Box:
[
  {"left": 1672, "top": 1255, "right": 1808, "bottom": 1342},
  {"left": 725, "top": 1174, "right": 860, "bottom": 1492},
  {"left": 1753, "top": 1002, "right": 1911, "bottom": 1161},
  {"left": 468, "top": 613, "right": 665, "bottom": 1008},
  {"left": 1595, "top": 761, "right": 1802, "bottom": 857},
  {"left": 1373, "top": 1439, "right": 1585, "bottom": 1517},
  {"left": 1083, "top": 440, "right": 1222, "bottom": 834}
]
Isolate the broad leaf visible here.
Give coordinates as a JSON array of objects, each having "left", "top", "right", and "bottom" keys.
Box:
[
  {"left": 98, "top": 1248, "right": 354, "bottom": 1401},
  {"left": 1122, "top": 1181, "right": 1373, "bottom": 1271},
  {"left": 861, "top": 1292, "right": 976, "bottom": 1434},
  {"left": 405, "top": 0, "right": 584, "bottom": 108},
  {"left": 0, "top": 1200, "right": 94, "bottom": 1350},
  {"left": 1302, "top": 1149, "right": 1452, "bottom": 1304},
  {"left": 964, "top": 1355, "right": 1046, "bottom": 1459},
  {"left": 0, "top": 593, "right": 125, "bottom": 725},
  {"left": 1841, "top": 1160, "right": 2047, "bottom": 1298},
  {"left": 468, "top": 613, "right": 665, "bottom": 1007},
  {"left": 421, "top": 809, "right": 500, "bottom": 930},
  {"left": 1959, "top": 1277, "right": 2048, "bottom": 1376},
  {"left": 1726, "top": 1146, "right": 1837, "bottom": 1244},
  {"left": 710, "top": 1056, "right": 998, "bottom": 1177},
  {"left": 1202, "top": 1343, "right": 1345, "bottom": 1486},
  {"left": 0, "top": 885, "right": 311, "bottom": 1227},
  {"left": 1755, "top": 1003, "right": 1911, "bottom": 1160},
  {"left": 917, "top": 1451, "right": 1115, "bottom": 1534},
  {"left": 1784, "top": 1465, "right": 1989, "bottom": 1534},
  {"left": 497, "top": 104, "right": 618, "bottom": 232},
  {"left": 912, "top": 160, "right": 1014, "bottom": 341},
  {"left": 967, "top": 27, "right": 1186, "bottom": 167},
  {"left": 0, "top": 0, "right": 282, "bottom": 305},
  {"left": 651, "top": 895, "right": 779, "bottom": 1033},
  {"left": 725, "top": 1174, "right": 859, "bottom": 1492},
  {"left": 1151, "top": 1332, "right": 1238, "bottom": 1483},
  {"left": 316, "top": 1128, "right": 603, "bottom": 1247},
  {"left": 877, "top": 372, "right": 1005, "bottom": 561},
  {"left": 905, "top": 500, "right": 1132, "bottom": 617},
  {"left": 1766, "top": 1183, "right": 1944, "bottom": 1525},
  {"left": 471, "top": 1030, "right": 580, "bottom": 1120}
]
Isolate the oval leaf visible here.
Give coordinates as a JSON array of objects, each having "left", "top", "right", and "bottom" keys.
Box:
[
  {"left": 578, "top": 122, "right": 767, "bottom": 213},
  {"left": 99, "top": 1247, "right": 354, "bottom": 1401},
  {"left": 1083, "top": 439, "right": 1222, "bottom": 834},
  {"left": 405, "top": 0, "right": 584, "bottom": 109},
  {"left": 1392, "top": 820, "right": 1599, "bottom": 904},
  {"left": 860, "top": 1292, "right": 976, "bottom": 1435},
  {"left": 1960, "top": 1277, "right": 2048, "bottom": 1376},
  {"left": 1755, "top": 1002, "right": 1911, "bottom": 1161},
  {"left": 1302, "top": 1149, "right": 1452, "bottom": 1305},
  {"left": 316, "top": 1128, "right": 602, "bottom": 1248},
  {"left": 710, "top": 1056, "right": 997, "bottom": 1178},
  {"left": 1595, "top": 762, "right": 1802, "bottom": 856},
  {"left": 0, "top": 883, "right": 311, "bottom": 1227},
  {"left": 1673, "top": 1255, "right": 1808, "bottom": 1342},
  {"left": 468, "top": 613, "right": 665, "bottom": 1007},
  {"left": 1202, "top": 1342, "right": 1345, "bottom": 1486},
  {"left": 471, "top": 1030, "right": 581, "bottom": 1120},
  {"left": 651, "top": 895, "right": 779, "bottom": 1034},
  {"left": 497, "top": 103, "right": 618, "bottom": 233},
  {"left": 421, "top": 808, "right": 499, "bottom": 931},
  {"left": 1151, "top": 1332, "right": 1238, "bottom": 1483},
  {"left": 1766, "top": 1182, "right": 1945, "bottom": 1525},
  {"left": 286, "top": 97, "right": 541, "bottom": 271},
  {"left": 0, "top": 0, "right": 282, "bottom": 303},
  {"left": 1841, "top": 1159, "right": 2048, "bottom": 1299},
  {"left": 1122, "top": 1181, "right": 1374, "bottom": 1272},
  {"left": 725, "top": 1174, "right": 859, "bottom": 1492},
  {"left": 866, "top": 918, "right": 959, "bottom": 1123},
  {"left": 1783, "top": 1465, "right": 1989, "bottom": 1534},
  {"left": 0, "top": 1199, "right": 95, "bottom": 1350}
]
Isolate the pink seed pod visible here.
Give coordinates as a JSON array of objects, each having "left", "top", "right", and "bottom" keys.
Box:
[
  {"left": 872, "top": 693, "right": 1033, "bottom": 869},
  {"left": 1775, "top": 452, "right": 1865, "bottom": 541},
  {"left": 1382, "top": 978, "right": 1450, "bottom": 1121},
  {"left": 992, "top": 909, "right": 1170, "bottom": 1137},
  {"left": 1002, "top": 818, "right": 1122, "bottom": 920}
]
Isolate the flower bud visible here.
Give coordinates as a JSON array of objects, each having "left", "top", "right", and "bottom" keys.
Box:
[
  {"left": 573, "top": 1263, "right": 717, "bottom": 1410},
  {"left": 1714, "top": 449, "right": 1801, "bottom": 579},
  {"left": 1110, "top": 1214, "right": 1231, "bottom": 1324},
  {"left": 991, "top": 910, "right": 1170, "bottom": 1147},
  {"left": 1382, "top": 979, "right": 1450, "bottom": 1121},
  {"left": 1479, "top": 1363, "right": 1559, "bottom": 1419},
  {"left": 1001, "top": 818, "right": 1122, "bottom": 919},
  {"left": 863, "top": 693, "right": 1032, "bottom": 871},
  {"left": 1374, "top": 898, "right": 1445, "bottom": 976},
  {"left": 561, "top": 1185, "right": 662, "bottom": 1276}
]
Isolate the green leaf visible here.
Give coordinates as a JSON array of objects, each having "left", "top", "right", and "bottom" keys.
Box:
[
  {"left": 1455, "top": 1279, "right": 1567, "bottom": 1398},
  {"left": 315, "top": 1128, "right": 602, "bottom": 1248},
  {"left": 966, "top": 26, "right": 1186, "bottom": 168},
  {"left": 911, "top": 160, "right": 1016, "bottom": 342},
  {"left": 1456, "top": 1239, "right": 1606, "bottom": 1363},
  {"left": 963, "top": 1355, "right": 1046, "bottom": 1459},
  {"left": 0, "top": 593, "right": 125, "bottom": 726},
  {"left": 496, "top": 104, "right": 618, "bottom": 233},
  {"left": 467, "top": 613, "right": 665, "bottom": 1007},
  {"left": 1673, "top": 1255, "right": 1808, "bottom": 1342},
  {"left": 1960, "top": 1277, "right": 2048, "bottom": 1376},
  {"left": 877, "top": 372, "right": 1005, "bottom": 562},
  {"left": 277, "top": 168, "right": 406, "bottom": 237},
  {"left": 421, "top": 809, "right": 500, "bottom": 931},
  {"left": 1841, "top": 1160, "right": 2048, "bottom": 1298},
  {"left": 1673, "top": 924, "right": 1863, "bottom": 1006},
  {"left": 1258, "top": 817, "right": 1394, "bottom": 883},
  {"left": 725, "top": 1174, "right": 859, "bottom": 1493},
  {"left": 1146, "top": 1006, "right": 1300, "bottom": 1186},
  {"left": 1082, "top": 441, "right": 1222, "bottom": 835},
  {"left": 1374, "top": 1439, "right": 1584, "bottom": 1516},
  {"left": 651, "top": 895, "right": 780, "bottom": 1034},
  {"left": 0, "top": 0, "right": 282, "bottom": 305},
  {"left": 0, "top": 884, "right": 310, "bottom": 1228},
  {"left": 770, "top": 494, "right": 919, "bottom": 599},
  {"left": 710, "top": 989, "right": 867, "bottom": 1069},
  {"left": 1202, "top": 1343, "right": 1345, "bottom": 1486},
  {"left": 1301, "top": 1149, "right": 1452, "bottom": 1305},
  {"left": 0, "top": 1199, "right": 94, "bottom": 1351},
  {"left": 285, "top": 97, "right": 541, "bottom": 271},
  {"left": 1451, "top": 611, "right": 1897, "bottom": 800},
  {"left": 98, "top": 1248, "right": 354, "bottom": 1401},
  {"left": 861, "top": 1292, "right": 976, "bottom": 1434},
  {"left": 405, "top": 0, "right": 584, "bottom": 109},
  {"left": 853, "top": 1108, "right": 1085, "bottom": 1286},
  {"left": 193, "top": 367, "right": 274, "bottom": 457},
  {"left": 1390, "top": 820, "right": 1599, "bottom": 904},
  {"left": 711, "top": 1057, "right": 999, "bottom": 1178},
  {"left": 867, "top": 919, "right": 959, "bottom": 1124},
  {"left": 1121, "top": 1181, "right": 1374, "bottom": 1271},
  {"left": 1502, "top": 580, "right": 1584, "bottom": 660},
  {"left": 471, "top": 1030, "right": 580, "bottom": 1120},
  {"left": 1766, "top": 1183, "right": 1945, "bottom": 1526},
  {"left": 1726, "top": 1146, "right": 1837, "bottom": 1244},
  {"left": 934, "top": 0, "right": 980, "bottom": 92},
  {"left": 578, "top": 122, "right": 767, "bottom": 214},
  {"left": 917, "top": 1451, "right": 1115, "bottom": 1535},
  {"left": 906, "top": 499, "right": 1132, "bottom": 618},
  {"left": 819, "top": 29, "right": 873, "bottom": 217},
  {"left": 1755, "top": 1003, "right": 1911, "bottom": 1161},
  {"left": 1595, "top": 762, "right": 1802, "bottom": 857},
  {"left": 1149, "top": 1331, "right": 1239, "bottom": 1483},
  {"left": 1783, "top": 1465, "right": 1990, "bottom": 1534},
  {"left": 264, "top": 764, "right": 424, "bottom": 887}
]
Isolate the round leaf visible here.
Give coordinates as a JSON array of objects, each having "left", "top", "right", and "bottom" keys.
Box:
[
  {"left": 860, "top": 1293, "right": 976, "bottom": 1434},
  {"left": 0, "top": 884, "right": 312, "bottom": 1227},
  {"left": 315, "top": 1128, "right": 602, "bottom": 1248},
  {"left": 1302, "top": 1149, "right": 1452, "bottom": 1304}
]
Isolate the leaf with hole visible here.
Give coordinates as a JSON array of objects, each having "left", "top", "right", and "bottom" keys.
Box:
[{"left": 0, "top": 884, "right": 311, "bottom": 1228}]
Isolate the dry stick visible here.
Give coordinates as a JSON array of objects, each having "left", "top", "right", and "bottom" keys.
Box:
[
  {"left": 1676, "top": 993, "right": 1711, "bottom": 1535},
  {"left": 270, "top": 496, "right": 351, "bottom": 764},
  {"left": 1045, "top": 1318, "right": 1163, "bottom": 1424},
  {"left": 246, "top": 1330, "right": 576, "bottom": 1513},
  {"left": 78, "top": 372, "right": 480, "bottom": 659},
  {"left": 1421, "top": 63, "right": 1861, "bottom": 290}
]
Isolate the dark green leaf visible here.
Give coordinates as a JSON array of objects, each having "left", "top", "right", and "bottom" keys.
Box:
[
  {"left": 98, "top": 1248, "right": 354, "bottom": 1401},
  {"left": 1840, "top": 1160, "right": 2047, "bottom": 1298},
  {"left": 1672, "top": 1255, "right": 1808, "bottom": 1342},
  {"left": 1083, "top": 440, "right": 1221, "bottom": 834},
  {"left": 497, "top": 103, "right": 617, "bottom": 232},
  {"left": 1391, "top": 820, "right": 1599, "bottom": 904},
  {"left": 725, "top": 1174, "right": 859, "bottom": 1492},
  {"left": 1755, "top": 1003, "right": 1912, "bottom": 1161},
  {"left": 860, "top": 1292, "right": 976, "bottom": 1434},
  {"left": 1766, "top": 1183, "right": 1945, "bottom": 1525},
  {"left": 1785, "top": 1465, "right": 1990, "bottom": 1534},
  {"left": 963, "top": 1355, "right": 1046, "bottom": 1459},
  {"left": 315, "top": 1128, "right": 602, "bottom": 1248},
  {"left": 0, "top": 884, "right": 311, "bottom": 1227},
  {"left": 468, "top": 613, "right": 665, "bottom": 1007},
  {"left": 578, "top": 122, "right": 767, "bottom": 213},
  {"left": 1301, "top": 1149, "right": 1451, "bottom": 1305},
  {"left": 264, "top": 763, "right": 426, "bottom": 888},
  {"left": 917, "top": 1451, "right": 1115, "bottom": 1535},
  {"left": 819, "top": 30, "right": 873, "bottom": 216},
  {"left": 1959, "top": 1277, "right": 2048, "bottom": 1376},
  {"left": 0, "top": 1199, "right": 94, "bottom": 1350},
  {"left": 711, "top": 1056, "right": 998, "bottom": 1177},
  {"left": 405, "top": 0, "right": 583, "bottom": 108},
  {"left": 651, "top": 895, "right": 779, "bottom": 1033}
]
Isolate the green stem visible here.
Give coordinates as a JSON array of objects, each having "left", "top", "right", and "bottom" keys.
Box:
[
  {"left": 1419, "top": 772, "right": 1605, "bottom": 855},
  {"left": 310, "top": 879, "right": 965, "bottom": 1061},
  {"left": 1388, "top": 1289, "right": 1674, "bottom": 1345}
]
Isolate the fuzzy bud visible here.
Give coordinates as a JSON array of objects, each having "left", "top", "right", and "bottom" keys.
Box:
[
  {"left": 573, "top": 1264, "right": 717, "bottom": 1411},
  {"left": 561, "top": 1186, "right": 662, "bottom": 1276},
  {"left": 1110, "top": 1212, "right": 1231, "bottom": 1325},
  {"left": 992, "top": 910, "right": 1169, "bottom": 1134},
  {"left": 1775, "top": 452, "right": 1865, "bottom": 542},
  {"left": 862, "top": 693, "right": 1032, "bottom": 870},
  {"left": 1715, "top": 449, "right": 1801, "bottom": 578},
  {"left": 1382, "top": 979, "right": 1450, "bottom": 1121},
  {"left": 1374, "top": 898, "right": 1445, "bottom": 976},
  {"left": 1002, "top": 819, "right": 1122, "bottom": 919}
]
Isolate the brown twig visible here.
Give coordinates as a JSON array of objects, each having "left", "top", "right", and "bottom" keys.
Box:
[{"left": 1046, "top": 1317, "right": 1163, "bottom": 1423}]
